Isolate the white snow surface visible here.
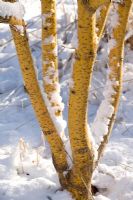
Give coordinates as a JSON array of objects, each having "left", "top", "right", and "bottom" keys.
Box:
[
  {"left": 91, "top": 79, "right": 116, "bottom": 149},
  {"left": 44, "top": 35, "right": 56, "bottom": 45},
  {"left": 0, "top": 1, "right": 133, "bottom": 200},
  {"left": 0, "top": 0, "right": 24, "bottom": 19}
]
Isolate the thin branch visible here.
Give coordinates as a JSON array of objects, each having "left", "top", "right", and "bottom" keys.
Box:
[
  {"left": 96, "top": 0, "right": 133, "bottom": 165},
  {"left": 96, "top": 2, "right": 111, "bottom": 39}
]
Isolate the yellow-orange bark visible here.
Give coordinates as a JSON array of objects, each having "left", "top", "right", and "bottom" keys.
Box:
[
  {"left": 4, "top": 0, "right": 68, "bottom": 177},
  {"left": 41, "top": 0, "right": 62, "bottom": 116},
  {"left": 2, "top": 0, "right": 132, "bottom": 200},
  {"left": 10, "top": 25, "right": 68, "bottom": 176},
  {"left": 0, "top": 16, "right": 25, "bottom": 26},
  {"left": 68, "top": 0, "right": 112, "bottom": 180},
  {"left": 68, "top": 1, "right": 106, "bottom": 199},
  {"left": 98, "top": 0, "right": 132, "bottom": 161},
  {"left": 96, "top": 2, "right": 111, "bottom": 39}
]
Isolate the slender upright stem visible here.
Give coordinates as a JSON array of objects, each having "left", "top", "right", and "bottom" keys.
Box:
[
  {"left": 97, "top": 0, "right": 132, "bottom": 162},
  {"left": 96, "top": 2, "right": 111, "bottom": 39},
  {"left": 5, "top": 0, "right": 69, "bottom": 178},
  {"left": 10, "top": 25, "right": 68, "bottom": 174},
  {"left": 41, "top": 0, "right": 62, "bottom": 116}
]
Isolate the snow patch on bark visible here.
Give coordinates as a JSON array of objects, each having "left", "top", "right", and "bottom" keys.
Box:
[
  {"left": 106, "top": 4, "right": 119, "bottom": 53},
  {"left": 91, "top": 79, "right": 116, "bottom": 149},
  {"left": 44, "top": 35, "right": 56, "bottom": 45},
  {"left": 40, "top": 81, "right": 67, "bottom": 142},
  {"left": 0, "top": 0, "right": 25, "bottom": 19}
]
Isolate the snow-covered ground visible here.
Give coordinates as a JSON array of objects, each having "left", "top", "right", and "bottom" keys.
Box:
[{"left": 0, "top": 0, "right": 133, "bottom": 200}]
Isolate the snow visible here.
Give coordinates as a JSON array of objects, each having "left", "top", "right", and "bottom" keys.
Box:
[
  {"left": 44, "top": 35, "right": 56, "bottom": 45},
  {"left": 42, "top": 65, "right": 66, "bottom": 141},
  {"left": 0, "top": 0, "right": 133, "bottom": 200},
  {"left": 107, "top": 4, "right": 119, "bottom": 31},
  {"left": 43, "top": 65, "right": 58, "bottom": 85},
  {"left": 40, "top": 81, "right": 67, "bottom": 142},
  {"left": 108, "top": 39, "right": 117, "bottom": 52},
  {"left": 95, "top": 195, "right": 110, "bottom": 200},
  {"left": 0, "top": 0, "right": 24, "bottom": 19},
  {"left": 91, "top": 79, "right": 115, "bottom": 149},
  {"left": 42, "top": 12, "right": 53, "bottom": 27}
]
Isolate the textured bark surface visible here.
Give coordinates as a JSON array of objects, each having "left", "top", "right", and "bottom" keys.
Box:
[
  {"left": 10, "top": 25, "right": 68, "bottom": 177},
  {"left": 0, "top": 16, "right": 25, "bottom": 26},
  {"left": 41, "top": 0, "right": 61, "bottom": 116},
  {"left": 83, "top": 0, "right": 110, "bottom": 10},
  {"left": 68, "top": 1, "right": 98, "bottom": 199},
  {"left": 3, "top": 0, "right": 132, "bottom": 200},
  {"left": 98, "top": 0, "right": 132, "bottom": 161},
  {"left": 4, "top": 0, "right": 68, "bottom": 180},
  {"left": 96, "top": 2, "right": 111, "bottom": 39}
]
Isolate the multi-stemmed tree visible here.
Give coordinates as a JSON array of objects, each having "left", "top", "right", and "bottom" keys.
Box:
[{"left": 1, "top": 0, "right": 132, "bottom": 199}]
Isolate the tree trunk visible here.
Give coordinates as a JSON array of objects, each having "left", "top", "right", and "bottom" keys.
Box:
[
  {"left": 97, "top": 0, "right": 132, "bottom": 162},
  {"left": 10, "top": 24, "right": 68, "bottom": 178},
  {"left": 68, "top": 1, "right": 100, "bottom": 199},
  {"left": 3, "top": 0, "right": 132, "bottom": 199},
  {"left": 67, "top": 0, "right": 112, "bottom": 199},
  {"left": 41, "top": 0, "right": 62, "bottom": 116}
]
